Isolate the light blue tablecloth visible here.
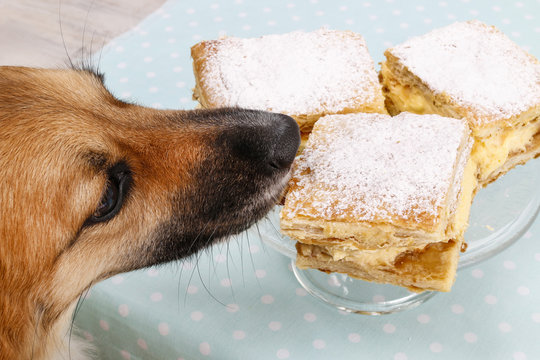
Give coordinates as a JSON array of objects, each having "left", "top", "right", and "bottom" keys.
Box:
[{"left": 74, "top": 0, "right": 540, "bottom": 359}]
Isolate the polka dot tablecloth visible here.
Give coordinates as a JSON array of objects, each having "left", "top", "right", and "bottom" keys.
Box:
[{"left": 74, "top": 0, "right": 540, "bottom": 359}]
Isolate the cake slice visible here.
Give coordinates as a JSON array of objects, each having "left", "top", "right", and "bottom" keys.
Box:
[
  {"left": 191, "top": 28, "right": 386, "bottom": 146},
  {"left": 280, "top": 112, "right": 476, "bottom": 292},
  {"left": 380, "top": 20, "right": 540, "bottom": 186}
]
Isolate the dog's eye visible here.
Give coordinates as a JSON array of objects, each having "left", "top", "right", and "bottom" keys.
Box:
[
  {"left": 86, "top": 162, "right": 132, "bottom": 225},
  {"left": 93, "top": 180, "right": 119, "bottom": 220}
]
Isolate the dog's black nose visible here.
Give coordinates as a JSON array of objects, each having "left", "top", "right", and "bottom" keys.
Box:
[{"left": 267, "top": 114, "right": 300, "bottom": 170}]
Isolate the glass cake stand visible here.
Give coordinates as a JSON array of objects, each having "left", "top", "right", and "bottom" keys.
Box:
[{"left": 259, "top": 159, "right": 540, "bottom": 314}]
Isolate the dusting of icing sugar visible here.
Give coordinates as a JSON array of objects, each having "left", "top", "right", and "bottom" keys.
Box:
[
  {"left": 388, "top": 20, "right": 540, "bottom": 124},
  {"left": 286, "top": 112, "right": 470, "bottom": 224},
  {"left": 199, "top": 29, "right": 381, "bottom": 116}
]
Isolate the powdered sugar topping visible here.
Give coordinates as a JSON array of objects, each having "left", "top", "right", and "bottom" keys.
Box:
[
  {"left": 285, "top": 112, "right": 470, "bottom": 224},
  {"left": 389, "top": 20, "right": 540, "bottom": 124},
  {"left": 198, "top": 29, "right": 381, "bottom": 116}
]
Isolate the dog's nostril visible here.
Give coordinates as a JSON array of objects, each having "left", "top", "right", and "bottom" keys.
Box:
[{"left": 268, "top": 114, "right": 301, "bottom": 170}]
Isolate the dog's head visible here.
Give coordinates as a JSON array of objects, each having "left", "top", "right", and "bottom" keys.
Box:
[{"left": 0, "top": 66, "right": 299, "bottom": 351}]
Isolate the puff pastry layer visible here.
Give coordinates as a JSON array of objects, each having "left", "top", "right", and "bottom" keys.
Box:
[
  {"left": 281, "top": 112, "right": 476, "bottom": 292},
  {"left": 380, "top": 20, "right": 540, "bottom": 186}
]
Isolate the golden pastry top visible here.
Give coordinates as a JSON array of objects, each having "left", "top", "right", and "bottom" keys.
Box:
[
  {"left": 385, "top": 20, "right": 540, "bottom": 126},
  {"left": 191, "top": 29, "right": 383, "bottom": 117},
  {"left": 282, "top": 112, "right": 472, "bottom": 231}
]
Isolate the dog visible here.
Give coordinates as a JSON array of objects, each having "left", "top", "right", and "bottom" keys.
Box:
[{"left": 0, "top": 66, "right": 300, "bottom": 359}]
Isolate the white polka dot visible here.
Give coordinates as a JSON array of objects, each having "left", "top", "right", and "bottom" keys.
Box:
[
  {"left": 400, "top": 23, "right": 409, "bottom": 29},
  {"left": 464, "top": 332, "right": 477, "bottom": 343},
  {"left": 147, "top": 268, "right": 159, "bottom": 276},
  {"left": 158, "top": 322, "right": 170, "bottom": 336},
  {"left": 268, "top": 20, "right": 278, "bottom": 25},
  {"left": 210, "top": 3, "right": 219, "bottom": 9},
  {"left": 255, "top": 269, "right": 267, "bottom": 278},
  {"left": 499, "top": 322, "right": 512, "bottom": 332},
  {"left": 392, "top": 9, "right": 401, "bottom": 15},
  {"left": 532, "top": 313, "right": 540, "bottom": 323},
  {"left": 313, "top": 339, "right": 326, "bottom": 349},
  {"left": 471, "top": 269, "right": 484, "bottom": 278},
  {"left": 469, "top": 9, "right": 479, "bottom": 15},
  {"left": 485, "top": 294, "right": 498, "bottom": 304},
  {"left": 513, "top": 352, "right": 527, "bottom": 360},
  {"left": 111, "top": 275, "right": 124, "bottom": 284},
  {"left": 373, "top": 294, "right": 385, "bottom": 302},
  {"left": 189, "top": 21, "right": 198, "bottom": 27},
  {"left": 137, "top": 338, "right": 148, "bottom": 350},
  {"left": 238, "top": 12, "right": 248, "bottom": 17},
  {"left": 165, "top": 26, "right": 173, "bottom": 32},
  {"left": 120, "top": 350, "right": 131, "bottom": 360},
  {"left": 502, "top": 18, "right": 511, "bottom": 24},
  {"left": 534, "top": 253, "right": 540, "bottom": 261},
  {"left": 215, "top": 253, "right": 227, "bottom": 263},
  {"left": 417, "top": 314, "right": 430, "bottom": 324},
  {"left": 348, "top": 333, "right": 361, "bottom": 343},
  {"left": 416, "top": 5, "right": 425, "bottom": 11},
  {"left": 263, "top": 7, "right": 272, "bottom": 12},
  {"left": 115, "top": 46, "right": 124, "bottom": 52},
  {"left": 269, "top": 321, "right": 282, "bottom": 331},
  {"left": 363, "top": 1, "right": 372, "bottom": 6},
  {"left": 187, "top": 285, "right": 198, "bottom": 294},
  {"left": 383, "top": 323, "right": 396, "bottom": 333},
  {"left": 345, "top": 19, "right": 354, "bottom": 25},
  {"left": 394, "top": 353, "right": 408, "bottom": 360},
  {"left": 83, "top": 331, "right": 94, "bottom": 341},
  {"left": 143, "top": 56, "right": 153, "bottom": 63},
  {"left": 315, "top": 10, "right": 324, "bottom": 16},
  {"left": 424, "top": 18, "right": 433, "bottom": 24},
  {"left": 375, "top": 28, "right": 385, "bottom": 34},
  {"left": 226, "top": 303, "right": 240, "bottom": 313},
  {"left": 220, "top": 278, "right": 232, "bottom": 287},
  {"left": 439, "top": 1, "right": 447, "bottom": 6},
  {"left": 233, "top": 330, "right": 246, "bottom": 340},
  {"left": 296, "top": 288, "right": 307, "bottom": 296},
  {"left": 199, "top": 342, "right": 211, "bottom": 356},
  {"left": 191, "top": 311, "right": 204, "bottom": 321},
  {"left": 451, "top": 304, "right": 465, "bottom": 314},
  {"left": 524, "top": 231, "right": 533, "bottom": 239},
  {"left": 492, "top": 5, "right": 502, "bottom": 11},
  {"left": 141, "top": 42, "right": 151, "bottom": 48},
  {"left": 515, "top": 1, "right": 524, "bottom": 7},
  {"left": 149, "top": 87, "right": 158, "bottom": 93},
  {"left": 250, "top": 245, "right": 260, "bottom": 253},
  {"left": 146, "top": 72, "right": 155, "bottom": 78},
  {"left": 118, "top": 304, "right": 129, "bottom": 317},
  {"left": 176, "top": 81, "right": 186, "bottom": 88},
  {"left": 261, "top": 295, "right": 274, "bottom": 304},
  {"left": 304, "top": 313, "right": 317, "bottom": 322},
  {"left": 120, "top": 92, "right": 131, "bottom": 99},
  {"left": 242, "top": 25, "right": 251, "bottom": 31},
  {"left": 517, "top": 286, "right": 530, "bottom": 295},
  {"left": 339, "top": 5, "right": 347, "bottom": 10},
  {"left": 150, "top": 292, "right": 163, "bottom": 302},
  {"left": 119, "top": 77, "right": 128, "bottom": 83},
  {"left": 151, "top": 103, "right": 162, "bottom": 109},
  {"left": 100, "top": 320, "right": 110, "bottom": 331},
  {"left": 430, "top": 342, "right": 443, "bottom": 353},
  {"left": 186, "top": 8, "right": 195, "bottom": 14},
  {"left": 277, "top": 349, "right": 290, "bottom": 359}
]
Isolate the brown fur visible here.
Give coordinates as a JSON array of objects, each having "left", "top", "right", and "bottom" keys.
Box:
[{"left": 0, "top": 66, "right": 299, "bottom": 359}]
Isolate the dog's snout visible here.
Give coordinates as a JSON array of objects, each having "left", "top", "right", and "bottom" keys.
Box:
[
  {"left": 221, "top": 110, "right": 300, "bottom": 171},
  {"left": 268, "top": 114, "right": 300, "bottom": 170}
]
